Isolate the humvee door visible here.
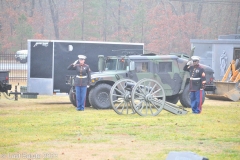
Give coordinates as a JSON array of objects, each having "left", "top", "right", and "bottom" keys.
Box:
[
  {"left": 134, "top": 61, "right": 155, "bottom": 81},
  {"left": 154, "top": 60, "right": 182, "bottom": 96}
]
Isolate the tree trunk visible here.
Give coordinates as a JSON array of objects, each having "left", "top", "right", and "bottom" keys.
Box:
[
  {"left": 181, "top": 1, "right": 185, "bottom": 15},
  {"left": 117, "top": 0, "right": 121, "bottom": 38},
  {"left": 103, "top": 0, "right": 108, "bottom": 41},
  {"left": 197, "top": 2, "right": 203, "bottom": 22},
  {"left": 81, "top": 0, "right": 85, "bottom": 40},
  {"left": 168, "top": 0, "right": 178, "bottom": 15},
  {"left": 49, "top": 0, "right": 59, "bottom": 39},
  {"left": 39, "top": 0, "right": 44, "bottom": 35},
  {"left": 30, "top": 0, "right": 35, "bottom": 17},
  {"left": 236, "top": 4, "right": 240, "bottom": 34}
]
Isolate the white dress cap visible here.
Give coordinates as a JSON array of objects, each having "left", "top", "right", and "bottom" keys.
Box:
[
  {"left": 78, "top": 55, "right": 86, "bottom": 59},
  {"left": 191, "top": 56, "right": 200, "bottom": 61}
]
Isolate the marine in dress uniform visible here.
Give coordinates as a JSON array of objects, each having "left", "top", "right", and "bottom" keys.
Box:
[
  {"left": 183, "top": 56, "right": 206, "bottom": 114},
  {"left": 67, "top": 55, "right": 91, "bottom": 111}
]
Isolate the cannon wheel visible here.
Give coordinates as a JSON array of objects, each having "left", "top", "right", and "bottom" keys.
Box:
[
  {"left": 131, "top": 79, "right": 166, "bottom": 116},
  {"left": 110, "top": 79, "right": 136, "bottom": 115}
]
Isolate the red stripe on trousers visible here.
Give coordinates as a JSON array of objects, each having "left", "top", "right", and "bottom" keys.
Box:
[{"left": 199, "top": 90, "right": 202, "bottom": 113}]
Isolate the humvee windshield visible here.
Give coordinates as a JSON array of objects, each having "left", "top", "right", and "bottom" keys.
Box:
[{"left": 105, "top": 58, "right": 127, "bottom": 70}]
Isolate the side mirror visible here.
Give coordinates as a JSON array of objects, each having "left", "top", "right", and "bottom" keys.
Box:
[
  {"left": 98, "top": 55, "right": 105, "bottom": 72},
  {"left": 129, "top": 61, "right": 135, "bottom": 71}
]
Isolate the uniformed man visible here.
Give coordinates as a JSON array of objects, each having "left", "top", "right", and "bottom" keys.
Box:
[
  {"left": 184, "top": 56, "right": 206, "bottom": 114},
  {"left": 67, "top": 55, "right": 91, "bottom": 111}
]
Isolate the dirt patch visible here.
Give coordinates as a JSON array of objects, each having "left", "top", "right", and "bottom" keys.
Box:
[
  {"left": 13, "top": 135, "right": 212, "bottom": 160},
  {"left": 204, "top": 98, "right": 239, "bottom": 106}
]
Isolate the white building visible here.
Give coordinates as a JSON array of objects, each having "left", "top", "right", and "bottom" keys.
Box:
[{"left": 191, "top": 34, "right": 240, "bottom": 80}]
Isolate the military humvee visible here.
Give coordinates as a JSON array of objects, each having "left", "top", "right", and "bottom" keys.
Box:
[{"left": 66, "top": 53, "right": 215, "bottom": 109}]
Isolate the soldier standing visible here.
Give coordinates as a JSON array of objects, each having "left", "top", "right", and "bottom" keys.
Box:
[
  {"left": 67, "top": 55, "right": 91, "bottom": 111},
  {"left": 184, "top": 56, "right": 206, "bottom": 114}
]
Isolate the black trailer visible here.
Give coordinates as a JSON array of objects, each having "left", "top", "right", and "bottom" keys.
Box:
[{"left": 27, "top": 40, "right": 144, "bottom": 95}]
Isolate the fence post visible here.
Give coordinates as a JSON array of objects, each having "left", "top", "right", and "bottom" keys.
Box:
[{"left": 14, "top": 85, "right": 18, "bottom": 101}]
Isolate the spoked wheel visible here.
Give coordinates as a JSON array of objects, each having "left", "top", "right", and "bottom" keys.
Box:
[
  {"left": 110, "top": 79, "right": 136, "bottom": 115},
  {"left": 131, "top": 79, "right": 166, "bottom": 116}
]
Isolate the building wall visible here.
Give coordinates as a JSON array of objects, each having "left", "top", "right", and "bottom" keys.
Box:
[{"left": 191, "top": 36, "right": 240, "bottom": 80}]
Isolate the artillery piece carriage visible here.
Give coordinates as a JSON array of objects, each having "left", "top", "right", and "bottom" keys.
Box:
[{"left": 110, "top": 78, "right": 188, "bottom": 116}]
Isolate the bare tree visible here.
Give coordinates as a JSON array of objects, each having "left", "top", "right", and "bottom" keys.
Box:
[
  {"left": 196, "top": 1, "right": 203, "bottom": 22},
  {"left": 103, "top": 0, "right": 108, "bottom": 41},
  {"left": 117, "top": 0, "right": 121, "bottom": 38},
  {"left": 167, "top": 0, "right": 178, "bottom": 15},
  {"left": 29, "top": 0, "right": 35, "bottom": 17},
  {"left": 49, "top": 0, "right": 59, "bottom": 39},
  {"left": 236, "top": 3, "right": 240, "bottom": 34},
  {"left": 181, "top": 1, "right": 185, "bottom": 15},
  {"left": 81, "top": 0, "right": 85, "bottom": 40},
  {"left": 39, "top": 0, "right": 44, "bottom": 35}
]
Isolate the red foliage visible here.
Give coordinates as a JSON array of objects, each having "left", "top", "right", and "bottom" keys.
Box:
[
  {"left": 33, "top": 33, "right": 45, "bottom": 39},
  {"left": 145, "top": 7, "right": 208, "bottom": 54}
]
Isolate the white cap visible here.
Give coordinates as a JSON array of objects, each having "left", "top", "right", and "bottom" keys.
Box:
[
  {"left": 191, "top": 56, "right": 200, "bottom": 61},
  {"left": 78, "top": 55, "right": 86, "bottom": 59}
]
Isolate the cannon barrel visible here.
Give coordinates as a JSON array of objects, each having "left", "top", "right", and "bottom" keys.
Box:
[
  {"left": 125, "top": 82, "right": 135, "bottom": 91},
  {"left": 139, "top": 85, "right": 152, "bottom": 92},
  {"left": 125, "top": 82, "right": 152, "bottom": 92}
]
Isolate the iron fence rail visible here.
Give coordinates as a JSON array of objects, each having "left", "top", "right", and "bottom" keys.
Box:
[{"left": 0, "top": 53, "right": 27, "bottom": 82}]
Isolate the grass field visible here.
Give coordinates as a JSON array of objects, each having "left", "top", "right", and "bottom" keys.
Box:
[{"left": 0, "top": 95, "right": 239, "bottom": 160}]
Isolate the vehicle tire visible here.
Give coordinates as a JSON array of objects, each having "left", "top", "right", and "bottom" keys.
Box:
[
  {"left": 20, "top": 58, "right": 27, "bottom": 63},
  {"left": 69, "top": 87, "right": 91, "bottom": 107},
  {"left": 179, "top": 83, "right": 205, "bottom": 108},
  {"left": 69, "top": 87, "right": 76, "bottom": 107},
  {"left": 85, "top": 90, "right": 91, "bottom": 107},
  {"left": 166, "top": 94, "right": 179, "bottom": 104},
  {"left": 89, "top": 83, "right": 112, "bottom": 109}
]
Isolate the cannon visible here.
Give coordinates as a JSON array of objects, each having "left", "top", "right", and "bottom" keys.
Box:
[{"left": 110, "top": 78, "right": 188, "bottom": 116}]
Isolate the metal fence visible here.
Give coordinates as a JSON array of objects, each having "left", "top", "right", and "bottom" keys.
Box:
[{"left": 0, "top": 53, "right": 27, "bottom": 82}]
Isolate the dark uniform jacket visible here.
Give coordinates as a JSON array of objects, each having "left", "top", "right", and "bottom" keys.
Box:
[
  {"left": 183, "top": 64, "right": 206, "bottom": 91},
  {"left": 67, "top": 62, "right": 91, "bottom": 86}
]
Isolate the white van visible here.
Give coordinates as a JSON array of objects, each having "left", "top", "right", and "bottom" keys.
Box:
[{"left": 15, "top": 50, "right": 28, "bottom": 63}]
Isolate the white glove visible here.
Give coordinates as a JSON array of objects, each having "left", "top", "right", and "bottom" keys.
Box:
[
  {"left": 73, "top": 60, "right": 78, "bottom": 65},
  {"left": 187, "top": 60, "right": 193, "bottom": 66}
]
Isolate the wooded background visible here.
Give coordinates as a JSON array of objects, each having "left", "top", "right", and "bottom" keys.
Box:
[{"left": 0, "top": 0, "right": 239, "bottom": 54}]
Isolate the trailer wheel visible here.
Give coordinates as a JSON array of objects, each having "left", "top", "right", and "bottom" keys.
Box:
[
  {"left": 179, "top": 83, "right": 205, "bottom": 108},
  {"left": 89, "top": 83, "right": 112, "bottom": 109},
  {"left": 69, "top": 87, "right": 91, "bottom": 107},
  {"left": 20, "top": 58, "right": 27, "bottom": 63}
]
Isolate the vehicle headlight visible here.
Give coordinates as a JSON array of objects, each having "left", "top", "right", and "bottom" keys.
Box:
[{"left": 91, "top": 78, "right": 100, "bottom": 83}]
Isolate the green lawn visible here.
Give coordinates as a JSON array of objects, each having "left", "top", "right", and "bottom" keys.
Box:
[{"left": 0, "top": 95, "right": 239, "bottom": 160}]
